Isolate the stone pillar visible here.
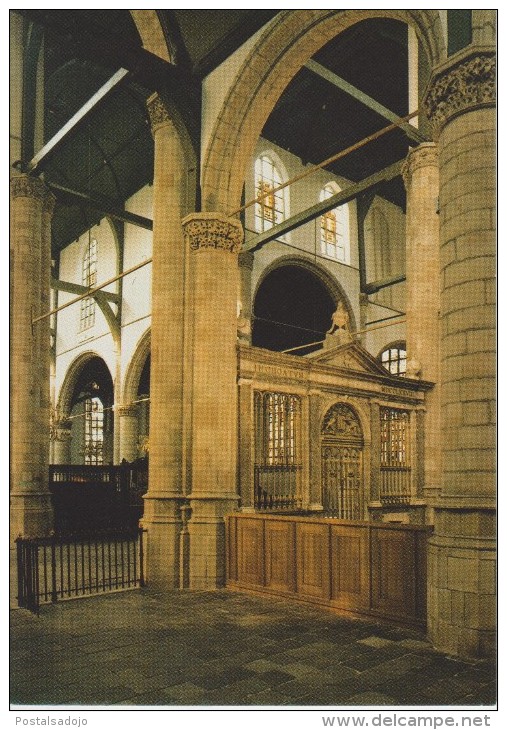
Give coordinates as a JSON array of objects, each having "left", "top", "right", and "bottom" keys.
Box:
[
  {"left": 368, "top": 400, "right": 382, "bottom": 517},
  {"left": 237, "top": 251, "right": 254, "bottom": 344},
  {"left": 238, "top": 375, "right": 255, "bottom": 512},
  {"left": 402, "top": 143, "right": 441, "bottom": 505},
  {"left": 308, "top": 390, "right": 324, "bottom": 510},
  {"left": 10, "top": 175, "right": 55, "bottom": 539},
  {"left": 423, "top": 47, "right": 496, "bottom": 658},
  {"left": 142, "top": 94, "right": 190, "bottom": 589},
  {"left": 182, "top": 213, "right": 243, "bottom": 589},
  {"left": 117, "top": 404, "right": 139, "bottom": 462},
  {"left": 52, "top": 421, "right": 72, "bottom": 464}
]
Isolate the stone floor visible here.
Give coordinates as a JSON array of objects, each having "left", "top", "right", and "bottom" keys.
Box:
[{"left": 10, "top": 588, "right": 496, "bottom": 708}]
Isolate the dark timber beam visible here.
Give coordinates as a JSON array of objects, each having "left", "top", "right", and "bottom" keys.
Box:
[
  {"left": 47, "top": 183, "right": 153, "bottom": 231},
  {"left": 27, "top": 69, "right": 130, "bottom": 174},
  {"left": 356, "top": 192, "right": 375, "bottom": 293},
  {"left": 17, "top": 10, "right": 201, "bottom": 149},
  {"left": 363, "top": 274, "right": 406, "bottom": 295},
  {"left": 243, "top": 160, "right": 404, "bottom": 253},
  {"left": 305, "top": 59, "right": 428, "bottom": 145},
  {"left": 51, "top": 278, "right": 120, "bottom": 342},
  {"left": 51, "top": 278, "right": 120, "bottom": 305}
]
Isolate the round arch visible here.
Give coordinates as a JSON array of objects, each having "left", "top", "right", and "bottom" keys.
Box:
[
  {"left": 252, "top": 257, "right": 356, "bottom": 354},
  {"left": 123, "top": 328, "right": 151, "bottom": 404},
  {"left": 202, "top": 9, "right": 445, "bottom": 214},
  {"left": 253, "top": 255, "right": 357, "bottom": 333}
]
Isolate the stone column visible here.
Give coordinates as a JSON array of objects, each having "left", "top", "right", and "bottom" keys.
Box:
[
  {"left": 237, "top": 251, "right": 254, "bottom": 344},
  {"left": 238, "top": 376, "right": 255, "bottom": 511},
  {"left": 308, "top": 390, "right": 324, "bottom": 510},
  {"left": 368, "top": 400, "right": 382, "bottom": 517},
  {"left": 182, "top": 213, "right": 243, "bottom": 589},
  {"left": 402, "top": 143, "right": 441, "bottom": 506},
  {"left": 117, "top": 404, "right": 139, "bottom": 462},
  {"left": 142, "top": 95, "right": 190, "bottom": 588},
  {"left": 423, "top": 47, "right": 496, "bottom": 658},
  {"left": 10, "top": 175, "right": 55, "bottom": 539},
  {"left": 52, "top": 421, "right": 72, "bottom": 464}
]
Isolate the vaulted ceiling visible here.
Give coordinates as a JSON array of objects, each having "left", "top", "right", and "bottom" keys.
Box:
[{"left": 13, "top": 10, "right": 423, "bottom": 253}]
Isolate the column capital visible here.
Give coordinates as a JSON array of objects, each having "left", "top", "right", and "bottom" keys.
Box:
[
  {"left": 146, "top": 92, "right": 171, "bottom": 133},
  {"left": 401, "top": 142, "right": 438, "bottom": 190},
  {"left": 116, "top": 404, "right": 138, "bottom": 418},
  {"left": 10, "top": 174, "right": 55, "bottom": 211},
  {"left": 182, "top": 212, "right": 243, "bottom": 254},
  {"left": 423, "top": 46, "right": 495, "bottom": 134}
]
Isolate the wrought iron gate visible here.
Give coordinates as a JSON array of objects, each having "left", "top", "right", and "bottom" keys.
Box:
[
  {"left": 322, "top": 444, "right": 362, "bottom": 519},
  {"left": 321, "top": 403, "right": 364, "bottom": 519}
]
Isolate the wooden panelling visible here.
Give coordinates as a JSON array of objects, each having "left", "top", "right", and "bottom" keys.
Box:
[
  {"left": 227, "top": 514, "right": 431, "bottom": 628},
  {"left": 330, "top": 525, "right": 369, "bottom": 610},
  {"left": 265, "top": 520, "right": 296, "bottom": 593},
  {"left": 237, "top": 518, "right": 264, "bottom": 586},
  {"left": 296, "top": 523, "right": 330, "bottom": 599},
  {"left": 371, "top": 528, "right": 416, "bottom": 618}
]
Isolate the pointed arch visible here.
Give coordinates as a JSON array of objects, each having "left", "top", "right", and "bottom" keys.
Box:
[
  {"left": 123, "top": 328, "right": 151, "bottom": 404},
  {"left": 202, "top": 9, "right": 445, "bottom": 214}
]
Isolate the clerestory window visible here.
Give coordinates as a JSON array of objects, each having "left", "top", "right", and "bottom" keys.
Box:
[
  {"left": 254, "top": 155, "right": 285, "bottom": 232},
  {"left": 80, "top": 236, "right": 97, "bottom": 331},
  {"left": 320, "top": 184, "right": 349, "bottom": 263}
]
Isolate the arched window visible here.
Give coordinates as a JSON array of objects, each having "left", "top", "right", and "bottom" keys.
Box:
[
  {"left": 80, "top": 236, "right": 97, "bottom": 330},
  {"left": 320, "top": 184, "right": 349, "bottom": 263},
  {"left": 254, "top": 155, "right": 285, "bottom": 232},
  {"left": 84, "top": 396, "right": 104, "bottom": 465},
  {"left": 380, "top": 343, "right": 407, "bottom": 376}
]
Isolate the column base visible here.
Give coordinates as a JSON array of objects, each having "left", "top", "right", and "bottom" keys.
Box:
[
  {"left": 141, "top": 494, "right": 184, "bottom": 590},
  {"left": 427, "top": 506, "right": 496, "bottom": 659},
  {"left": 10, "top": 492, "right": 54, "bottom": 542},
  {"left": 188, "top": 493, "right": 239, "bottom": 589}
]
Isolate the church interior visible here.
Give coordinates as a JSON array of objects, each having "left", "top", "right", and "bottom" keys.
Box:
[{"left": 10, "top": 9, "right": 496, "bottom": 672}]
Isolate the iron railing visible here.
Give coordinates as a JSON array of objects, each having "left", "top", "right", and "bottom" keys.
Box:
[{"left": 16, "top": 528, "right": 144, "bottom": 615}]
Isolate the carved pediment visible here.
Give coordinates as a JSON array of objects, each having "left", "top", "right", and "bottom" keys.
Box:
[{"left": 308, "top": 341, "right": 389, "bottom": 377}]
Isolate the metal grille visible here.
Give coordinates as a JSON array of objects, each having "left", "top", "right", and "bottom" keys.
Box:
[
  {"left": 322, "top": 445, "right": 362, "bottom": 519},
  {"left": 16, "top": 529, "right": 144, "bottom": 615},
  {"left": 254, "top": 391, "right": 302, "bottom": 510},
  {"left": 380, "top": 407, "right": 411, "bottom": 504}
]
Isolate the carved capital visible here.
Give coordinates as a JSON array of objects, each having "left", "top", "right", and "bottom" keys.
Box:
[
  {"left": 182, "top": 213, "right": 243, "bottom": 254},
  {"left": 423, "top": 48, "right": 496, "bottom": 133},
  {"left": 402, "top": 143, "right": 438, "bottom": 189},
  {"left": 116, "top": 404, "right": 139, "bottom": 418},
  {"left": 146, "top": 93, "right": 171, "bottom": 132},
  {"left": 10, "top": 175, "right": 54, "bottom": 209}
]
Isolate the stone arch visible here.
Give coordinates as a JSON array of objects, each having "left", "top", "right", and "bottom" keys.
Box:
[
  {"left": 56, "top": 351, "right": 108, "bottom": 420},
  {"left": 123, "top": 328, "right": 151, "bottom": 404},
  {"left": 130, "top": 11, "right": 172, "bottom": 62},
  {"left": 202, "top": 9, "right": 445, "bottom": 214},
  {"left": 253, "top": 255, "right": 357, "bottom": 334}
]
